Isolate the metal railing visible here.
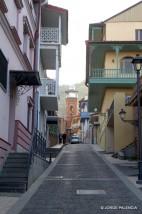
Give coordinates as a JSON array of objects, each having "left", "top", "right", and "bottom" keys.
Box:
[
  {"left": 40, "top": 27, "right": 59, "bottom": 43},
  {"left": 28, "top": 129, "right": 47, "bottom": 167},
  {"left": 40, "top": 78, "right": 56, "bottom": 96},
  {"left": 91, "top": 69, "right": 137, "bottom": 79}
]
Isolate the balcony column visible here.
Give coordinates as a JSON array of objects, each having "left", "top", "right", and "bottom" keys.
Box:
[
  {"left": 56, "top": 47, "right": 59, "bottom": 96},
  {"left": 59, "top": 15, "right": 61, "bottom": 44},
  {"left": 89, "top": 46, "right": 95, "bottom": 77},
  {"left": 112, "top": 46, "right": 122, "bottom": 69}
]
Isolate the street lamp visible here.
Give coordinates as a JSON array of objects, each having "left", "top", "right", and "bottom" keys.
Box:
[
  {"left": 132, "top": 56, "right": 142, "bottom": 183},
  {"left": 119, "top": 108, "right": 138, "bottom": 126}
]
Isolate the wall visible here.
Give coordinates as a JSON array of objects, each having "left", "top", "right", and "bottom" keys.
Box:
[
  {"left": 0, "top": 25, "right": 24, "bottom": 143},
  {"left": 114, "top": 93, "right": 136, "bottom": 152},
  {"left": 105, "top": 22, "right": 142, "bottom": 41},
  {"left": 106, "top": 127, "right": 114, "bottom": 153},
  {"left": 105, "top": 51, "right": 142, "bottom": 69},
  {"left": 28, "top": 155, "right": 49, "bottom": 187},
  {"left": 98, "top": 115, "right": 107, "bottom": 150},
  {"left": 101, "top": 88, "right": 133, "bottom": 113}
]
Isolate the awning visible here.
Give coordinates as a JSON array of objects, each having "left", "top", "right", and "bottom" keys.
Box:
[{"left": 10, "top": 70, "right": 41, "bottom": 86}]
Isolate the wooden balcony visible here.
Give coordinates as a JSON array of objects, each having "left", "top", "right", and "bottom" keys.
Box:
[{"left": 40, "top": 78, "right": 58, "bottom": 111}]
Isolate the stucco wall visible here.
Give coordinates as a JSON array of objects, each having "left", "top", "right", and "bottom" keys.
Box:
[
  {"left": 15, "top": 89, "right": 33, "bottom": 128},
  {"left": 105, "top": 51, "right": 142, "bottom": 69},
  {"left": 114, "top": 93, "right": 135, "bottom": 152},
  {"left": 0, "top": 26, "right": 24, "bottom": 142},
  {"left": 106, "top": 22, "right": 142, "bottom": 41},
  {"left": 101, "top": 88, "right": 133, "bottom": 113}
]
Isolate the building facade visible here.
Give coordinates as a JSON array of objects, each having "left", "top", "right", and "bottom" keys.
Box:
[
  {"left": 79, "top": 97, "right": 90, "bottom": 143},
  {"left": 39, "top": 4, "right": 68, "bottom": 146},
  {"left": 0, "top": 1, "right": 68, "bottom": 168},
  {"left": 86, "top": 1, "right": 142, "bottom": 154},
  {"left": 0, "top": 0, "right": 42, "bottom": 167}
]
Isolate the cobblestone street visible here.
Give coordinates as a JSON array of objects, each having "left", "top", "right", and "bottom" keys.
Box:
[{"left": 7, "top": 144, "right": 142, "bottom": 214}]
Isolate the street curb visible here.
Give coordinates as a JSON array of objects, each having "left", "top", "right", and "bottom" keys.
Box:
[
  {"left": 91, "top": 145, "right": 142, "bottom": 201},
  {"left": 6, "top": 146, "right": 67, "bottom": 214}
]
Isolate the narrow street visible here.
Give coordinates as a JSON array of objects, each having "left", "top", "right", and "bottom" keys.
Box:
[{"left": 8, "top": 144, "right": 142, "bottom": 214}]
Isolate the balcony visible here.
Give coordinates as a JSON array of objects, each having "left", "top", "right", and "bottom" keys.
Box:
[
  {"left": 40, "top": 78, "right": 58, "bottom": 111},
  {"left": 40, "top": 78, "right": 56, "bottom": 96},
  {"left": 40, "top": 27, "right": 59, "bottom": 44},
  {"left": 90, "top": 68, "right": 137, "bottom": 83},
  {"left": 88, "top": 69, "right": 137, "bottom": 112}
]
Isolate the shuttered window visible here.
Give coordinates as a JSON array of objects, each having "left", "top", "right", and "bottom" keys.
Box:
[{"left": 0, "top": 50, "right": 8, "bottom": 91}]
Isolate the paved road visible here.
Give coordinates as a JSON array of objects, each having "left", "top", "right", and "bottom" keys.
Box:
[{"left": 10, "top": 144, "right": 142, "bottom": 214}]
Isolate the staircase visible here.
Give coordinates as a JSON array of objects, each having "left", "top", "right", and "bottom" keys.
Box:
[{"left": 0, "top": 152, "right": 29, "bottom": 193}]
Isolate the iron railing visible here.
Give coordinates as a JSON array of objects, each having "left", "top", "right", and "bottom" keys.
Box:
[
  {"left": 28, "top": 129, "right": 47, "bottom": 167},
  {"left": 40, "top": 27, "right": 59, "bottom": 43},
  {"left": 40, "top": 78, "right": 56, "bottom": 96},
  {"left": 91, "top": 69, "right": 138, "bottom": 78}
]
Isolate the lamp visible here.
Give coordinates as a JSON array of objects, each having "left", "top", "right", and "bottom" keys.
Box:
[
  {"left": 119, "top": 108, "right": 126, "bottom": 121},
  {"left": 119, "top": 108, "right": 137, "bottom": 126},
  {"left": 132, "top": 56, "right": 142, "bottom": 183},
  {"left": 132, "top": 56, "right": 142, "bottom": 72}
]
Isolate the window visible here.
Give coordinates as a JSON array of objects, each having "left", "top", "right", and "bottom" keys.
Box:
[
  {"left": 0, "top": 50, "right": 8, "bottom": 91},
  {"left": 135, "top": 29, "right": 142, "bottom": 41},
  {"left": 120, "top": 56, "right": 133, "bottom": 73}
]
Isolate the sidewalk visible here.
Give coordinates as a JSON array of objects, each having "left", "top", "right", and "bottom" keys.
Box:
[
  {"left": 93, "top": 144, "right": 141, "bottom": 190},
  {"left": 6, "top": 144, "right": 142, "bottom": 214}
]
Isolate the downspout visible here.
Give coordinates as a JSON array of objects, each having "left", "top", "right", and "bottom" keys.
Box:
[{"left": 32, "top": 0, "right": 41, "bottom": 131}]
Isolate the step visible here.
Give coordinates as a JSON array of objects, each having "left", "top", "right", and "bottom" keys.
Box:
[
  {"left": 0, "top": 168, "right": 28, "bottom": 176},
  {"left": 0, "top": 173, "right": 28, "bottom": 178},
  {"left": 8, "top": 152, "right": 29, "bottom": 156},
  {"left": 8, "top": 153, "right": 29, "bottom": 158},
  {"left": 0, "top": 186, "right": 26, "bottom": 193},
  {"left": 0, "top": 177, "right": 27, "bottom": 182},
  {"left": 6, "top": 158, "right": 29, "bottom": 163},
  {"left": 4, "top": 162, "right": 29, "bottom": 167}
]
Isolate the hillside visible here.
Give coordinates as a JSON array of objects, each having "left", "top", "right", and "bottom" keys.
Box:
[{"left": 58, "top": 82, "right": 88, "bottom": 117}]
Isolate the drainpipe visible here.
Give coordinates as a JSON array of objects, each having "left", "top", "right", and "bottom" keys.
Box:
[{"left": 32, "top": 0, "right": 41, "bottom": 131}]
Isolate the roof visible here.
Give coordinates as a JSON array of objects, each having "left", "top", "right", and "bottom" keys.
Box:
[{"left": 104, "top": 1, "right": 142, "bottom": 22}]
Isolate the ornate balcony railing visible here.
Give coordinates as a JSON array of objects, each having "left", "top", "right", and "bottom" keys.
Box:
[
  {"left": 40, "top": 27, "right": 59, "bottom": 43},
  {"left": 91, "top": 69, "right": 138, "bottom": 79},
  {"left": 40, "top": 78, "right": 56, "bottom": 96}
]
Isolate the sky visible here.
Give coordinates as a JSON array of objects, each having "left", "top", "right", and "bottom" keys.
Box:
[{"left": 48, "top": 0, "right": 140, "bottom": 85}]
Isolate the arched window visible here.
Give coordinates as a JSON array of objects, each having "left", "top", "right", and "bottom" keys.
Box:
[{"left": 120, "top": 56, "right": 133, "bottom": 73}]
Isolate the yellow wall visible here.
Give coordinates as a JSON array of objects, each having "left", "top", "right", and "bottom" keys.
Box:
[
  {"left": 101, "top": 88, "right": 133, "bottom": 113},
  {"left": 114, "top": 93, "right": 136, "bottom": 152},
  {"left": 98, "top": 92, "right": 136, "bottom": 153},
  {"left": 98, "top": 115, "right": 107, "bottom": 150},
  {"left": 106, "top": 22, "right": 142, "bottom": 41},
  {"left": 105, "top": 51, "right": 142, "bottom": 69}
]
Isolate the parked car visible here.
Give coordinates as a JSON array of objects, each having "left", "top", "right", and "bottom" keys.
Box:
[{"left": 70, "top": 135, "right": 81, "bottom": 144}]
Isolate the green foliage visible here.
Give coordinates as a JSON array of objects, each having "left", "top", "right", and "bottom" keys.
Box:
[{"left": 58, "top": 81, "right": 88, "bottom": 116}]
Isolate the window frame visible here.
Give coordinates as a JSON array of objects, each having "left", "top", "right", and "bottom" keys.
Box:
[
  {"left": 135, "top": 29, "right": 142, "bottom": 41},
  {"left": 0, "top": 49, "right": 8, "bottom": 92}
]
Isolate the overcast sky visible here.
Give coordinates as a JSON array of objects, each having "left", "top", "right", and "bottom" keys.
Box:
[{"left": 48, "top": 0, "right": 140, "bottom": 85}]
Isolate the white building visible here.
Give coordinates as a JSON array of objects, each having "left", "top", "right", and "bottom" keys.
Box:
[{"left": 39, "top": 4, "right": 68, "bottom": 146}]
